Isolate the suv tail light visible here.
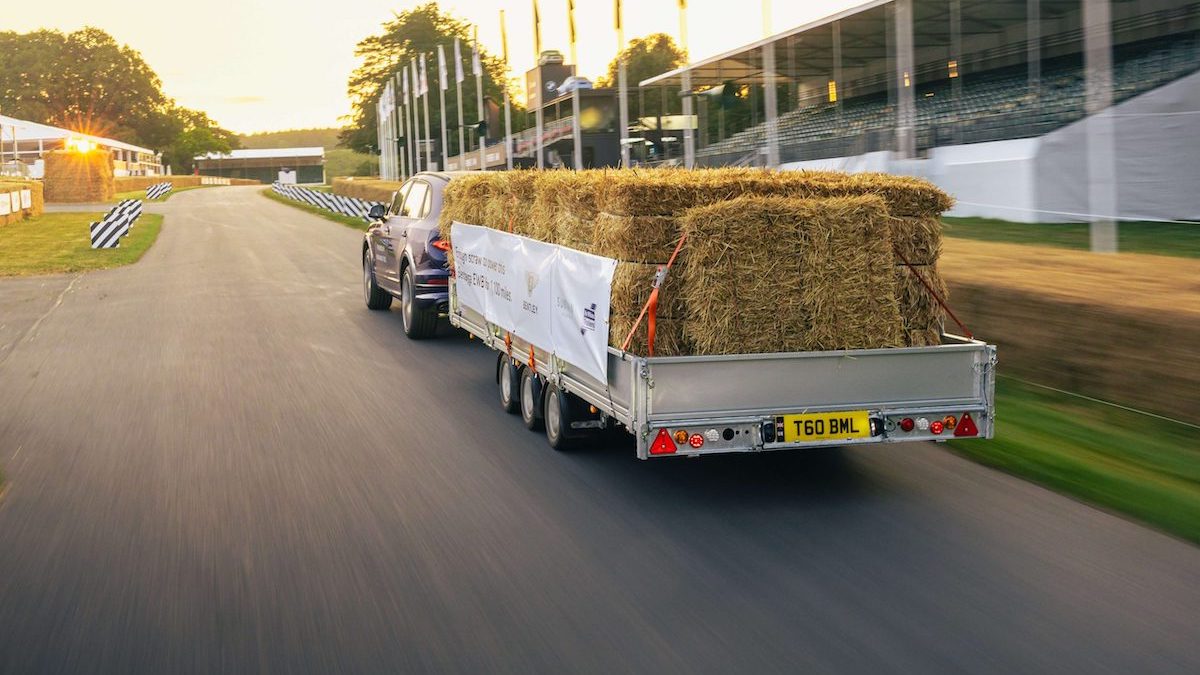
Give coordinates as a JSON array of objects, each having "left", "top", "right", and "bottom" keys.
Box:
[{"left": 431, "top": 239, "right": 451, "bottom": 252}]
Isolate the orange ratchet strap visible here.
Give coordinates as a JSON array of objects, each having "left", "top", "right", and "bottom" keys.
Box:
[
  {"left": 621, "top": 233, "right": 688, "bottom": 356},
  {"left": 894, "top": 245, "right": 974, "bottom": 340}
]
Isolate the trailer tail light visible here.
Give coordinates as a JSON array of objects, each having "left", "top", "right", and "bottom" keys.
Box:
[
  {"left": 943, "top": 415, "right": 957, "bottom": 430},
  {"left": 899, "top": 418, "right": 915, "bottom": 432},
  {"left": 673, "top": 429, "right": 688, "bottom": 444},
  {"left": 431, "top": 239, "right": 451, "bottom": 252},
  {"left": 953, "top": 412, "right": 979, "bottom": 437},
  {"left": 688, "top": 434, "right": 705, "bottom": 449},
  {"left": 930, "top": 420, "right": 945, "bottom": 435},
  {"left": 650, "top": 428, "right": 677, "bottom": 455}
]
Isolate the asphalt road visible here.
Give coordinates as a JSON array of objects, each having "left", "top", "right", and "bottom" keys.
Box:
[{"left": 1, "top": 186, "right": 1197, "bottom": 673}]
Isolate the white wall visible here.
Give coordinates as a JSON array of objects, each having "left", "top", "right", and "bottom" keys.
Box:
[{"left": 778, "top": 69, "right": 1200, "bottom": 224}]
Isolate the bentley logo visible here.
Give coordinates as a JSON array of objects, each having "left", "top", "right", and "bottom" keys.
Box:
[{"left": 526, "top": 271, "right": 540, "bottom": 296}]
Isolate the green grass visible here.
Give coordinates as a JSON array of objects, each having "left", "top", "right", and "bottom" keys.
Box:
[
  {"left": 110, "top": 184, "right": 212, "bottom": 203},
  {"left": 0, "top": 212, "right": 164, "bottom": 276},
  {"left": 950, "top": 377, "right": 1200, "bottom": 544},
  {"left": 260, "top": 188, "right": 368, "bottom": 230},
  {"left": 942, "top": 217, "right": 1200, "bottom": 258},
  {"left": 325, "top": 148, "right": 378, "bottom": 178}
]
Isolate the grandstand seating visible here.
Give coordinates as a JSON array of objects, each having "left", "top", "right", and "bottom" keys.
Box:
[{"left": 697, "top": 33, "right": 1199, "bottom": 165}]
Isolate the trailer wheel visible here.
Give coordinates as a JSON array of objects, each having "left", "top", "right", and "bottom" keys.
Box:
[
  {"left": 498, "top": 355, "right": 520, "bottom": 414},
  {"left": 544, "top": 383, "right": 578, "bottom": 451},
  {"left": 519, "top": 368, "right": 544, "bottom": 431}
]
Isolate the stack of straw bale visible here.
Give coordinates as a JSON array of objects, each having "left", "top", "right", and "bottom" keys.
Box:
[
  {"left": 42, "top": 150, "right": 114, "bottom": 203},
  {"left": 436, "top": 168, "right": 953, "bottom": 356},
  {"left": 679, "top": 195, "right": 905, "bottom": 355}
]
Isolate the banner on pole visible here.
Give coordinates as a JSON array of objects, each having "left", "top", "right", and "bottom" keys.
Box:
[
  {"left": 454, "top": 38, "right": 464, "bottom": 83},
  {"left": 451, "top": 223, "right": 617, "bottom": 382},
  {"left": 438, "top": 44, "right": 448, "bottom": 91},
  {"left": 419, "top": 53, "right": 429, "bottom": 96}
]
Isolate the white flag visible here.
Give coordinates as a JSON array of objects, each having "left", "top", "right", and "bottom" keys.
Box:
[
  {"left": 471, "top": 41, "right": 482, "bottom": 77},
  {"left": 401, "top": 67, "right": 409, "bottom": 99},
  {"left": 437, "top": 44, "right": 448, "bottom": 92},
  {"left": 454, "top": 38, "right": 464, "bottom": 84},
  {"left": 411, "top": 60, "right": 420, "bottom": 99},
  {"left": 419, "top": 53, "right": 429, "bottom": 96}
]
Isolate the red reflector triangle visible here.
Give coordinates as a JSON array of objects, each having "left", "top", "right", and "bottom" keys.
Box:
[
  {"left": 650, "top": 428, "right": 677, "bottom": 455},
  {"left": 953, "top": 412, "right": 979, "bottom": 437}
]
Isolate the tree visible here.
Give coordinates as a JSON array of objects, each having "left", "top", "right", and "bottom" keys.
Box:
[
  {"left": 0, "top": 27, "right": 237, "bottom": 172},
  {"left": 341, "top": 2, "right": 520, "bottom": 157},
  {"left": 597, "top": 34, "right": 688, "bottom": 122}
]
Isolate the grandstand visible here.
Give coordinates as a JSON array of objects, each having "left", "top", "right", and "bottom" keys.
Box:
[{"left": 641, "top": 0, "right": 1200, "bottom": 223}]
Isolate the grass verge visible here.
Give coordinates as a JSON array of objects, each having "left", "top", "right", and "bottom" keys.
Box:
[
  {"left": 950, "top": 377, "right": 1200, "bottom": 544},
  {"left": 260, "top": 187, "right": 368, "bottom": 230},
  {"left": 942, "top": 217, "right": 1200, "bottom": 258},
  {"left": 0, "top": 212, "right": 164, "bottom": 276}
]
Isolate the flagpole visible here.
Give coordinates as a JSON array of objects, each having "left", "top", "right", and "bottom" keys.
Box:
[
  {"left": 421, "top": 54, "right": 433, "bottom": 170},
  {"left": 501, "top": 10, "right": 513, "bottom": 170},
  {"left": 533, "top": 0, "right": 544, "bottom": 169},
  {"left": 678, "top": 0, "right": 695, "bottom": 168},
  {"left": 404, "top": 68, "right": 416, "bottom": 174},
  {"left": 438, "top": 45, "right": 450, "bottom": 173},
  {"left": 616, "top": 0, "right": 630, "bottom": 167},
  {"left": 454, "top": 38, "right": 466, "bottom": 171},
  {"left": 473, "top": 29, "right": 486, "bottom": 171},
  {"left": 411, "top": 61, "right": 423, "bottom": 172},
  {"left": 568, "top": 0, "right": 582, "bottom": 170}
]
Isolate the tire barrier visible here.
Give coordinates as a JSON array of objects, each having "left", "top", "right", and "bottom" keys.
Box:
[
  {"left": 271, "top": 182, "right": 384, "bottom": 220},
  {"left": 146, "top": 182, "right": 173, "bottom": 200},
  {"left": 89, "top": 199, "right": 143, "bottom": 249}
]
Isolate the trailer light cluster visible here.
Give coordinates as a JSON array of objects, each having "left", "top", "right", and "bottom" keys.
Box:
[{"left": 893, "top": 412, "right": 979, "bottom": 437}]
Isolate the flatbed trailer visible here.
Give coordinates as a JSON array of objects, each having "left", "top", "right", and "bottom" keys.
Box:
[{"left": 449, "top": 285, "right": 997, "bottom": 458}]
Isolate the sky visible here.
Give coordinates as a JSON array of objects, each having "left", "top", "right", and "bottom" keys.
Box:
[{"left": 11, "top": 0, "right": 870, "bottom": 134}]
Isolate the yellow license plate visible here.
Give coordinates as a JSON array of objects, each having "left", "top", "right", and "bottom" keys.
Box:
[{"left": 781, "top": 411, "right": 871, "bottom": 442}]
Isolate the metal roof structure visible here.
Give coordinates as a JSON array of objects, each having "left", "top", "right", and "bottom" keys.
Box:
[
  {"left": 640, "top": 0, "right": 1150, "bottom": 88},
  {"left": 195, "top": 147, "right": 325, "bottom": 161},
  {"left": 0, "top": 114, "right": 157, "bottom": 155}
]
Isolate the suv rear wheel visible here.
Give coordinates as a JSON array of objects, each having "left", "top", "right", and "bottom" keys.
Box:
[{"left": 364, "top": 251, "right": 392, "bottom": 310}]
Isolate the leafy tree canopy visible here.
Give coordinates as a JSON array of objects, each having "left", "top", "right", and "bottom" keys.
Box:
[
  {"left": 341, "top": 2, "right": 521, "bottom": 156},
  {"left": 0, "top": 27, "right": 238, "bottom": 172}
]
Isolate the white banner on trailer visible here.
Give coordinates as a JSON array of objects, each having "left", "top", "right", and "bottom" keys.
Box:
[{"left": 451, "top": 222, "right": 617, "bottom": 382}]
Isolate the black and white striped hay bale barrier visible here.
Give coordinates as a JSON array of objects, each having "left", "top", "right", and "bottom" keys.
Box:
[
  {"left": 146, "top": 182, "right": 173, "bottom": 200},
  {"left": 89, "top": 199, "right": 144, "bottom": 249},
  {"left": 271, "top": 182, "right": 383, "bottom": 220}
]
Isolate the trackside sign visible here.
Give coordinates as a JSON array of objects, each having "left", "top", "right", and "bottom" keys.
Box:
[{"left": 451, "top": 222, "right": 617, "bottom": 382}]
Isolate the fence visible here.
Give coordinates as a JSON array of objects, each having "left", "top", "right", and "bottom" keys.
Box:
[
  {"left": 146, "top": 182, "right": 173, "bottom": 200},
  {"left": 89, "top": 199, "right": 143, "bottom": 248},
  {"left": 271, "top": 182, "right": 384, "bottom": 220}
]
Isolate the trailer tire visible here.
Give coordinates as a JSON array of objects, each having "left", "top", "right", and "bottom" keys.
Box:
[
  {"left": 519, "top": 368, "right": 544, "bottom": 431},
  {"left": 498, "top": 355, "right": 520, "bottom": 414},
  {"left": 544, "top": 383, "right": 578, "bottom": 451}
]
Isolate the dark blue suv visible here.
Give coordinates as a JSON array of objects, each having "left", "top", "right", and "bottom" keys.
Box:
[{"left": 362, "top": 172, "right": 458, "bottom": 338}]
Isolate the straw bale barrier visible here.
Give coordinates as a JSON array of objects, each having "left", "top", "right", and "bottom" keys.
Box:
[
  {"left": 43, "top": 150, "right": 114, "bottom": 203},
  {"left": 0, "top": 179, "right": 44, "bottom": 226},
  {"left": 679, "top": 195, "right": 904, "bottom": 355},
  {"left": 113, "top": 176, "right": 258, "bottom": 192},
  {"left": 940, "top": 237, "right": 1200, "bottom": 422},
  {"left": 332, "top": 177, "right": 405, "bottom": 203}
]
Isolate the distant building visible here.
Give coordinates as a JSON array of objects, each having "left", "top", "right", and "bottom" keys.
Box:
[
  {"left": 194, "top": 148, "right": 325, "bottom": 184},
  {"left": 0, "top": 114, "right": 164, "bottom": 178}
]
